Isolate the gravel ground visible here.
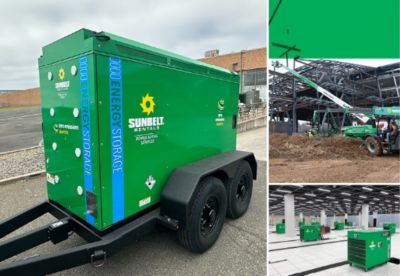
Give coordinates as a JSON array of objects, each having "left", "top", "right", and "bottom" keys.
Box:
[{"left": 0, "top": 147, "right": 44, "bottom": 180}]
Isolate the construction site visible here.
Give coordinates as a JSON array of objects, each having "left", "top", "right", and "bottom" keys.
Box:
[
  {"left": 269, "top": 59, "right": 400, "bottom": 183},
  {"left": 268, "top": 185, "right": 400, "bottom": 275}
]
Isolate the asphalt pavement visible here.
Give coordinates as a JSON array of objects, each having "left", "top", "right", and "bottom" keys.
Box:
[
  {"left": 0, "top": 106, "right": 42, "bottom": 152},
  {"left": 0, "top": 160, "right": 266, "bottom": 275}
]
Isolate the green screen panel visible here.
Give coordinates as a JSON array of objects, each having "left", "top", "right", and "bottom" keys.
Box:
[{"left": 269, "top": 0, "right": 400, "bottom": 58}]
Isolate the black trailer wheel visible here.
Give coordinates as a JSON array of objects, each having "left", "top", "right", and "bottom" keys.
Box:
[
  {"left": 365, "top": 137, "right": 383, "bottom": 156},
  {"left": 226, "top": 161, "right": 253, "bottom": 219},
  {"left": 178, "top": 176, "right": 227, "bottom": 253}
]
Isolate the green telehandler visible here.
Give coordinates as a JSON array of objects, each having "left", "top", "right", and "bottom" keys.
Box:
[{"left": 343, "top": 106, "right": 400, "bottom": 156}]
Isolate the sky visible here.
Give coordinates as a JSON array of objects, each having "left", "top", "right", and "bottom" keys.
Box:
[{"left": 0, "top": 0, "right": 266, "bottom": 90}]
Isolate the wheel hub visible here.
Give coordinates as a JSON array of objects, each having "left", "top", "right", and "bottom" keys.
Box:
[
  {"left": 236, "top": 176, "right": 248, "bottom": 201},
  {"left": 200, "top": 198, "right": 218, "bottom": 235}
]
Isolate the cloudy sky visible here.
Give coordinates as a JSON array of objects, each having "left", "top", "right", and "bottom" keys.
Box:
[{"left": 0, "top": 0, "right": 266, "bottom": 90}]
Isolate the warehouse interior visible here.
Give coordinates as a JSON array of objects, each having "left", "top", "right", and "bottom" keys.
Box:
[
  {"left": 268, "top": 185, "right": 400, "bottom": 275},
  {"left": 269, "top": 59, "right": 400, "bottom": 133}
]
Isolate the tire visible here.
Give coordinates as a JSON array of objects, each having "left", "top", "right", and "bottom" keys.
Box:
[
  {"left": 226, "top": 161, "right": 253, "bottom": 219},
  {"left": 365, "top": 137, "right": 383, "bottom": 156},
  {"left": 178, "top": 176, "right": 227, "bottom": 253}
]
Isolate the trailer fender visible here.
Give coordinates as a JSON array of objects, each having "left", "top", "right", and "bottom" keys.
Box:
[{"left": 160, "top": 150, "right": 256, "bottom": 228}]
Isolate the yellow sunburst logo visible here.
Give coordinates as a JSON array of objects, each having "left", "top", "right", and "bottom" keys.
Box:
[
  {"left": 58, "top": 68, "right": 65, "bottom": 80},
  {"left": 140, "top": 93, "right": 156, "bottom": 116}
]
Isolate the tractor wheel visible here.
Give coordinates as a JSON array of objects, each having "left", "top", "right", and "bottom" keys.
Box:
[
  {"left": 365, "top": 137, "right": 383, "bottom": 156},
  {"left": 178, "top": 176, "right": 227, "bottom": 253},
  {"left": 226, "top": 161, "right": 253, "bottom": 219}
]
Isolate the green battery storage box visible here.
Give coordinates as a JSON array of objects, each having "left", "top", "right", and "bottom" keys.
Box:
[
  {"left": 346, "top": 221, "right": 353, "bottom": 226},
  {"left": 276, "top": 223, "right": 285, "bottom": 234},
  {"left": 311, "top": 221, "right": 320, "bottom": 226},
  {"left": 300, "top": 225, "right": 321, "bottom": 241},
  {"left": 383, "top": 223, "right": 396, "bottom": 234},
  {"left": 335, "top": 222, "right": 345, "bottom": 230},
  {"left": 348, "top": 230, "right": 391, "bottom": 271},
  {"left": 38, "top": 29, "right": 240, "bottom": 231},
  {"left": 299, "top": 221, "right": 305, "bottom": 228}
]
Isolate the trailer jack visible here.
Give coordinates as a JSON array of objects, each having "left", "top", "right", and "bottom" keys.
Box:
[{"left": 0, "top": 201, "right": 160, "bottom": 275}]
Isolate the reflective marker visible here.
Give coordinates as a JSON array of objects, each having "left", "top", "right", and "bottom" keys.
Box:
[
  {"left": 77, "top": 186, "right": 83, "bottom": 196},
  {"left": 73, "top": 108, "right": 79, "bottom": 118},
  {"left": 71, "top": 65, "right": 78, "bottom": 76},
  {"left": 52, "top": 142, "right": 57, "bottom": 151}
]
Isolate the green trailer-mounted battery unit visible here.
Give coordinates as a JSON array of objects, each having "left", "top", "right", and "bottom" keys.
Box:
[
  {"left": 335, "top": 222, "right": 345, "bottom": 230},
  {"left": 311, "top": 221, "right": 320, "bottom": 226},
  {"left": 346, "top": 221, "right": 353, "bottom": 227},
  {"left": 300, "top": 225, "right": 321, "bottom": 241},
  {"left": 299, "top": 221, "right": 305, "bottom": 228},
  {"left": 383, "top": 223, "right": 397, "bottom": 234},
  {"left": 0, "top": 29, "right": 258, "bottom": 274},
  {"left": 276, "top": 223, "right": 285, "bottom": 234},
  {"left": 38, "top": 28, "right": 253, "bottom": 231},
  {"left": 348, "top": 230, "right": 391, "bottom": 271}
]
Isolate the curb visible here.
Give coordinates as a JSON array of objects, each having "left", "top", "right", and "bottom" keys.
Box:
[
  {"left": 0, "top": 146, "right": 43, "bottom": 156},
  {"left": 0, "top": 170, "right": 46, "bottom": 185}
]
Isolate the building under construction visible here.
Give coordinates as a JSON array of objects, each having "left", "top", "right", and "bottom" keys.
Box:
[{"left": 269, "top": 59, "right": 400, "bottom": 133}]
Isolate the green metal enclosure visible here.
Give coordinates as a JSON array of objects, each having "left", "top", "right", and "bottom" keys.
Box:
[
  {"left": 276, "top": 223, "right": 285, "bottom": 234},
  {"left": 348, "top": 230, "right": 391, "bottom": 271},
  {"left": 383, "top": 223, "right": 397, "bottom": 234},
  {"left": 298, "top": 221, "right": 304, "bottom": 228},
  {"left": 311, "top": 221, "right": 320, "bottom": 226},
  {"left": 38, "top": 29, "right": 239, "bottom": 231},
  {"left": 335, "top": 222, "right": 345, "bottom": 230},
  {"left": 300, "top": 225, "right": 321, "bottom": 241},
  {"left": 346, "top": 221, "right": 353, "bottom": 226}
]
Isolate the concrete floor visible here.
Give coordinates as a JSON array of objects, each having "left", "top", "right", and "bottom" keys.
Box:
[{"left": 268, "top": 227, "right": 400, "bottom": 276}]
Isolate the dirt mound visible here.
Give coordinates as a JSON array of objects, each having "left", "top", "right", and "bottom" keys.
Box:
[{"left": 269, "top": 134, "right": 370, "bottom": 160}]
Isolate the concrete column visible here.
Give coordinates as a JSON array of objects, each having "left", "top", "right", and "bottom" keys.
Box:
[
  {"left": 358, "top": 213, "right": 362, "bottom": 227},
  {"left": 299, "top": 212, "right": 303, "bottom": 223},
  {"left": 284, "top": 194, "right": 296, "bottom": 237},
  {"left": 331, "top": 213, "right": 336, "bottom": 228},
  {"left": 373, "top": 211, "right": 378, "bottom": 227},
  {"left": 362, "top": 204, "right": 369, "bottom": 229},
  {"left": 320, "top": 209, "right": 326, "bottom": 226}
]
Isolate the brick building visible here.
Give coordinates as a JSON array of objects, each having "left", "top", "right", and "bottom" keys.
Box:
[
  {"left": 199, "top": 47, "right": 266, "bottom": 102},
  {"left": 0, "top": 88, "right": 41, "bottom": 107}
]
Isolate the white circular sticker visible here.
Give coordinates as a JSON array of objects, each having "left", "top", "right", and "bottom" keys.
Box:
[
  {"left": 77, "top": 186, "right": 83, "bottom": 196},
  {"left": 54, "top": 175, "right": 60, "bottom": 184},
  {"left": 50, "top": 108, "right": 55, "bottom": 117},
  {"left": 73, "top": 108, "right": 79, "bottom": 118},
  {"left": 75, "top": 148, "right": 81, "bottom": 158},
  {"left": 48, "top": 72, "right": 53, "bottom": 81},
  {"left": 71, "top": 65, "right": 78, "bottom": 76},
  {"left": 52, "top": 142, "right": 57, "bottom": 151}
]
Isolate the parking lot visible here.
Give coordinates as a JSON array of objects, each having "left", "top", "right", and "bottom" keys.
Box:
[
  {"left": 0, "top": 160, "right": 266, "bottom": 275},
  {"left": 0, "top": 106, "right": 42, "bottom": 152},
  {"left": 0, "top": 123, "right": 267, "bottom": 275}
]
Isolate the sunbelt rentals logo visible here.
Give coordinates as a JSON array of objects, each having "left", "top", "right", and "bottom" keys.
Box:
[
  {"left": 215, "top": 99, "right": 225, "bottom": 126},
  {"left": 128, "top": 93, "right": 165, "bottom": 145},
  {"left": 55, "top": 67, "right": 70, "bottom": 98}
]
